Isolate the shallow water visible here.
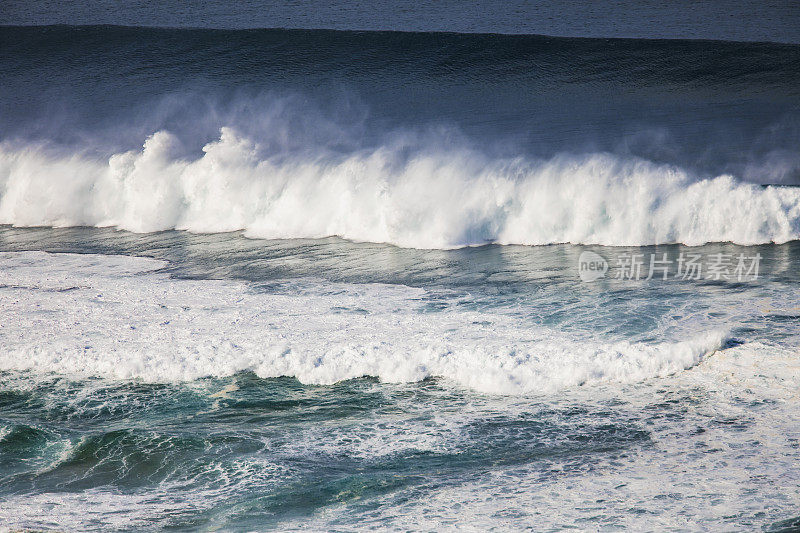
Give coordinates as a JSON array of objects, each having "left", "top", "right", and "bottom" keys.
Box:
[{"left": 0, "top": 228, "right": 798, "bottom": 530}]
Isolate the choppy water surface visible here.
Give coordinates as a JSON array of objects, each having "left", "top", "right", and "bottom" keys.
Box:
[{"left": 0, "top": 228, "right": 798, "bottom": 530}]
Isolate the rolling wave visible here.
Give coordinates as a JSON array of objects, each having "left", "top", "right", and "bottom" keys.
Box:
[
  {"left": 2, "top": 25, "right": 800, "bottom": 247},
  {"left": 2, "top": 25, "right": 800, "bottom": 183},
  {"left": 1, "top": 128, "right": 798, "bottom": 248},
  {"left": 4, "top": 25, "right": 800, "bottom": 79}
]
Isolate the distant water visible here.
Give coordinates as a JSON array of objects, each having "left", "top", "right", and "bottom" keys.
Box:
[
  {"left": 2, "top": 0, "right": 800, "bottom": 42},
  {"left": 1, "top": 6, "right": 800, "bottom": 530}
]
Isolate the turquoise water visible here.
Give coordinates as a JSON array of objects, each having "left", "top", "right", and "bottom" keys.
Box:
[{"left": 0, "top": 228, "right": 798, "bottom": 530}]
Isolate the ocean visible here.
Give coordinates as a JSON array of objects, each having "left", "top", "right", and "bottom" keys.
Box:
[{"left": 1, "top": 3, "right": 799, "bottom": 530}]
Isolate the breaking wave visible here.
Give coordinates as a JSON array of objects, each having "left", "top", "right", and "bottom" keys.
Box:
[
  {"left": 0, "top": 129, "right": 798, "bottom": 248},
  {"left": 2, "top": 26, "right": 800, "bottom": 248}
]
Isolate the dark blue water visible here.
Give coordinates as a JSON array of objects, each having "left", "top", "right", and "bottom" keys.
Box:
[
  {"left": 2, "top": 25, "right": 800, "bottom": 183},
  {"left": 3, "top": 0, "right": 800, "bottom": 43}
]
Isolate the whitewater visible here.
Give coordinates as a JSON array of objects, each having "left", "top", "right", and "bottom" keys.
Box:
[
  {"left": 0, "top": 251, "right": 729, "bottom": 392},
  {"left": 1, "top": 239, "right": 798, "bottom": 531},
  {"left": 1, "top": 129, "right": 799, "bottom": 248}
]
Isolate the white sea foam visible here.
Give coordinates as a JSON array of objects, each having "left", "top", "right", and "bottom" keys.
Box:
[
  {"left": 0, "top": 252, "right": 726, "bottom": 393},
  {"left": 0, "top": 128, "right": 798, "bottom": 248},
  {"left": 1, "top": 342, "right": 797, "bottom": 532},
  {"left": 279, "top": 341, "right": 800, "bottom": 531}
]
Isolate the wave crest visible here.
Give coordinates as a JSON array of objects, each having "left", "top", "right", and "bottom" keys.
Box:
[{"left": 1, "top": 128, "right": 798, "bottom": 248}]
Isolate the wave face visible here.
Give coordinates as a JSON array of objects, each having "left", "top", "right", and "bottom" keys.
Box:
[{"left": 1, "top": 26, "right": 800, "bottom": 247}]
